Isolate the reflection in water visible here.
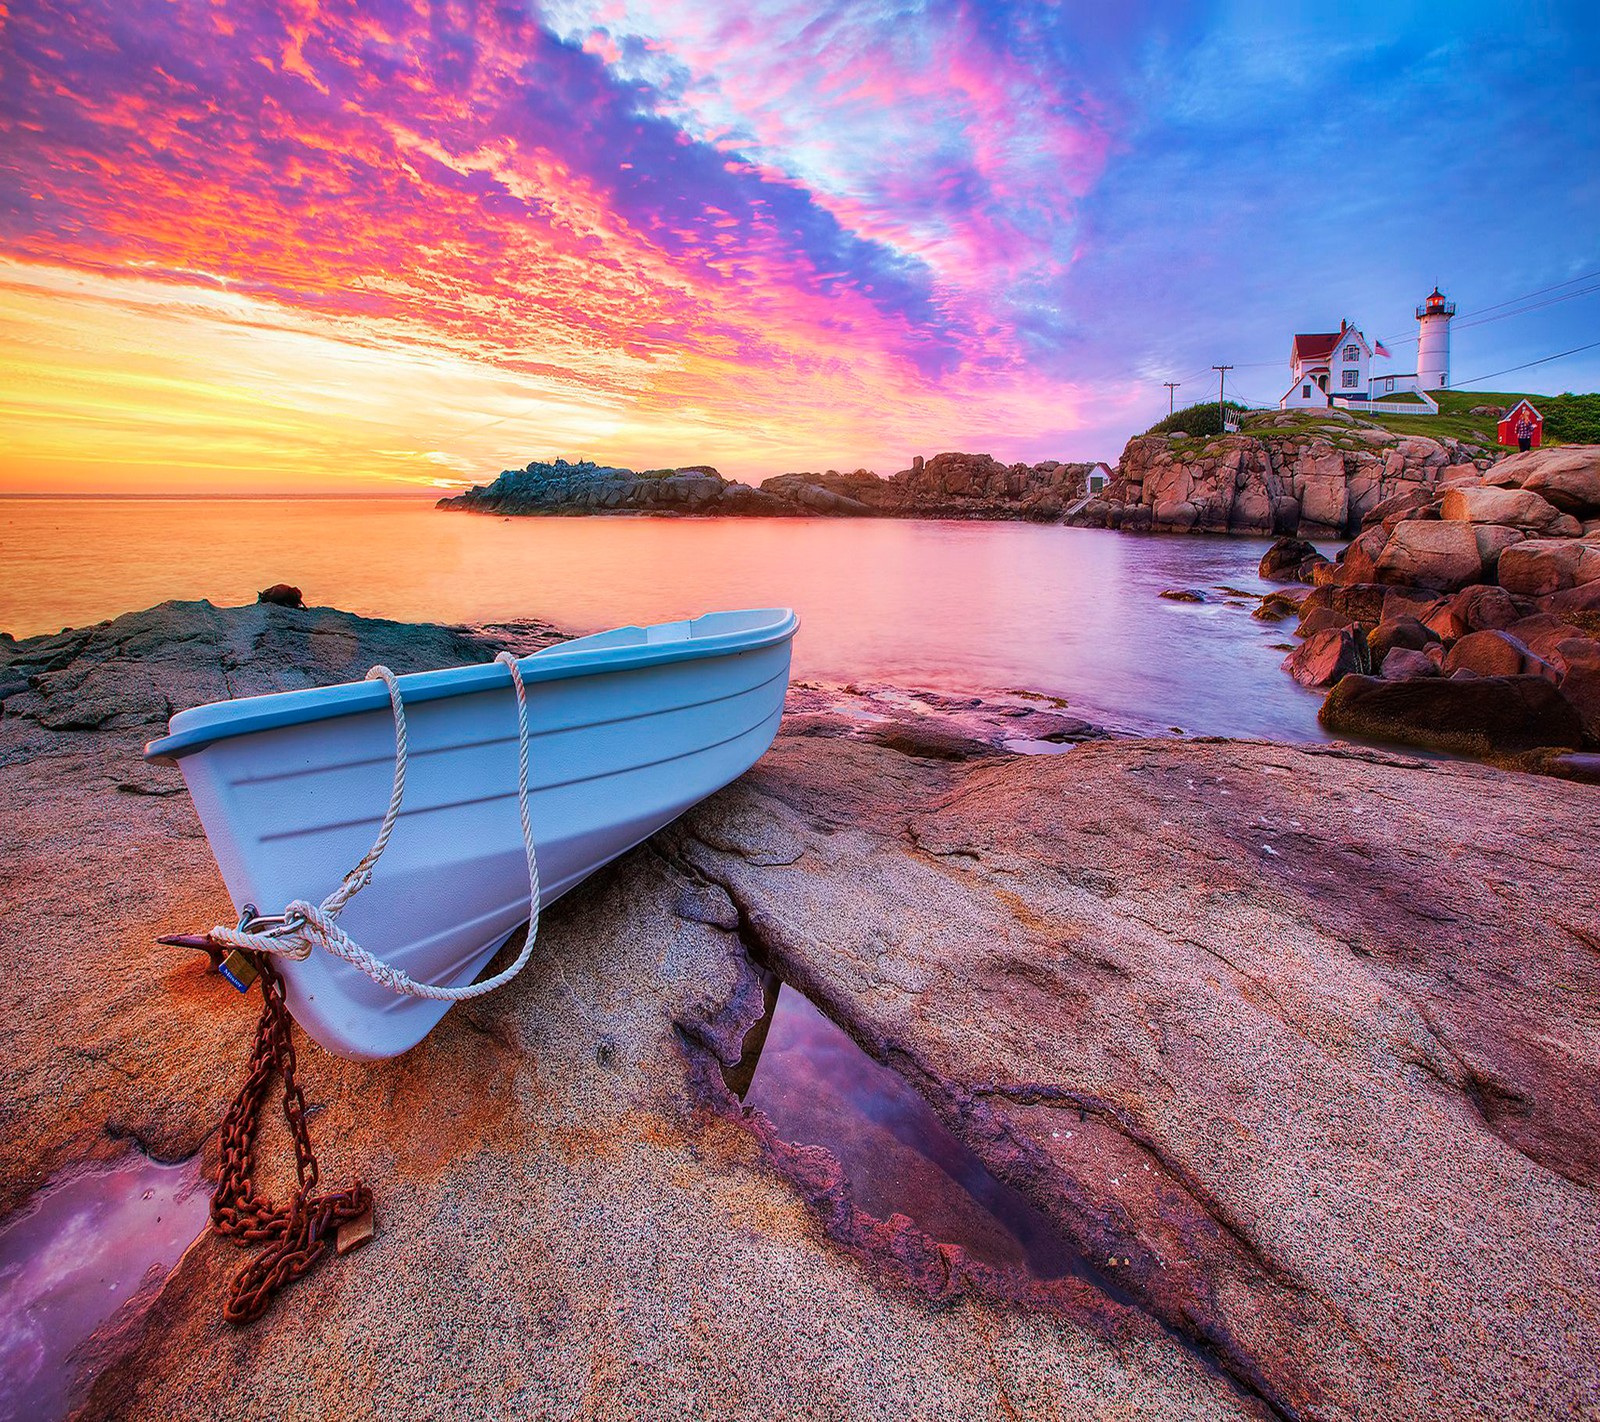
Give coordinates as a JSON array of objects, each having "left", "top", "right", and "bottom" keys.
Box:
[
  {"left": 0, "top": 1155, "right": 210, "bottom": 1422},
  {"left": 0, "top": 499, "right": 1326, "bottom": 741},
  {"left": 729, "top": 976, "right": 1081, "bottom": 1280}
]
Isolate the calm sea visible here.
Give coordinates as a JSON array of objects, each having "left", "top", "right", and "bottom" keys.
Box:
[{"left": 0, "top": 498, "right": 1325, "bottom": 741}]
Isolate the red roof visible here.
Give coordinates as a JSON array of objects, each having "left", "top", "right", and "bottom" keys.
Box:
[{"left": 1291, "top": 331, "right": 1342, "bottom": 363}]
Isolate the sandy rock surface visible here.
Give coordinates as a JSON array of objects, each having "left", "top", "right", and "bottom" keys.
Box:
[{"left": 3, "top": 603, "right": 1598, "bottom": 1421}]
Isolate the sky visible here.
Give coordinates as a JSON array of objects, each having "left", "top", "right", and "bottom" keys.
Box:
[{"left": 1, "top": 0, "right": 1598, "bottom": 493}]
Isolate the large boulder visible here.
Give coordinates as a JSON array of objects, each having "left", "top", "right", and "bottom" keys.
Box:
[
  {"left": 1152, "top": 498, "right": 1199, "bottom": 532},
  {"left": 1440, "top": 584, "right": 1523, "bottom": 639},
  {"left": 1335, "top": 525, "right": 1391, "bottom": 585},
  {"left": 1497, "top": 539, "right": 1600, "bottom": 597},
  {"left": 1368, "top": 615, "right": 1439, "bottom": 665},
  {"left": 1507, "top": 615, "right": 1592, "bottom": 669},
  {"left": 1381, "top": 586, "right": 1447, "bottom": 624},
  {"left": 1501, "top": 445, "right": 1600, "bottom": 517},
  {"left": 1320, "top": 674, "right": 1585, "bottom": 756},
  {"left": 1296, "top": 583, "right": 1388, "bottom": 633},
  {"left": 1283, "top": 627, "right": 1365, "bottom": 687},
  {"left": 1297, "top": 461, "right": 1350, "bottom": 534},
  {"left": 1557, "top": 640, "right": 1600, "bottom": 744},
  {"left": 1372, "top": 521, "right": 1487, "bottom": 592},
  {"left": 1439, "top": 485, "right": 1582, "bottom": 537},
  {"left": 1299, "top": 607, "right": 1355, "bottom": 636},
  {"left": 1361, "top": 488, "right": 1438, "bottom": 530},
  {"left": 1380, "top": 647, "right": 1440, "bottom": 680},
  {"left": 1545, "top": 580, "right": 1600, "bottom": 616},
  {"left": 1442, "top": 630, "right": 1558, "bottom": 682},
  {"left": 1259, "top": 536, "right": 1321, "bottom": 582},
  {"left": 1470, "top": 524, "right": 1525, "bottom": 577}
]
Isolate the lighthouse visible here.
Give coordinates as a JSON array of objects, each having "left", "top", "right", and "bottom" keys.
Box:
[{"left": 1416, "top": 286, "right": 1455, "bottom": 390}]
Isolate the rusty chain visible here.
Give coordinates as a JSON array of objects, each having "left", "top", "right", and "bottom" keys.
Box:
[{"left": 210, "top": 952, "right": 373, "bottom": 1325}]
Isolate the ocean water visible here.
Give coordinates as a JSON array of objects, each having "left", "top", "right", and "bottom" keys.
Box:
[
  {"left": 0, "top": 498, "right": 1325, "bottom": 741},
  {"left": 734, "top": 978, "right": 1085, "bottom": 1282},
  {"left": 0, "top": 1155, "right": 210, "bottom": 1422}
]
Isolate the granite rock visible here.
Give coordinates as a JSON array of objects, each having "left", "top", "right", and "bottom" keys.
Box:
[{"left": 5, "top": 605, "right": 1598, "bottom": 1421}]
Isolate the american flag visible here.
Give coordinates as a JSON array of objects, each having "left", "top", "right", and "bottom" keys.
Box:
[{"left": 1374, "top": 340, "right": 1392, "bottom": 358}]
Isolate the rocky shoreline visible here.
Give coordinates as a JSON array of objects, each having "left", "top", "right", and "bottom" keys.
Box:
[
  {"left": 437, "top": 409, "right": 1509, "bottom": 542},
  {"left": 1257, "top": 444, "right": 1600, "bottom": 771},
  {"left": 2, "top": 598, "right": 1598, "bottom": 1418}
]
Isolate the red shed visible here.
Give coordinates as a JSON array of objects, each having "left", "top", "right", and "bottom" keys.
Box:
[{"left": 1497, "top": 399, "right": 1543, "bottom": 450}]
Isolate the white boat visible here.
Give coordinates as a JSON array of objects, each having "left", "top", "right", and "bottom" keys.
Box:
[{"left": 146, "top": 608, "right": 798, "bottom": 1059}]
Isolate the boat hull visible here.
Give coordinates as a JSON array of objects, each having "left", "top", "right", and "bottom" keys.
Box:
[{"left": 148, "top": 610, "right": 797, "bottom": 1058}]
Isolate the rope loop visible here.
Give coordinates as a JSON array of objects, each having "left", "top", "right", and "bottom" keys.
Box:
[{"left": 208, "top": 654, "right": 541, "bottom": 1001}]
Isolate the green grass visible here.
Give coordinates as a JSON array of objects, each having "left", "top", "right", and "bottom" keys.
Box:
[
  {"left": 1537, "top": 392, "right": 1600, "bottom": 443},
  {"left": 1144, "top": 400, "right": 1251, "bottom": 437},
  {"left": 1358, "top": 389, "right": 1600, "bottom": 447},
  {"left": 1145, "top": 387, "right": 1600, "bottom": 455}
]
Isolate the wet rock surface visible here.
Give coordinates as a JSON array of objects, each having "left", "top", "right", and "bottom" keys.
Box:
[{"left": 3, "top": 603, "right": 1598, "bottom": 1420}]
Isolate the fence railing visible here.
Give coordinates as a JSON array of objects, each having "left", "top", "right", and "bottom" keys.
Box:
[{"left": 1331, "top": 390, "right": 1440, "bottom": 417}]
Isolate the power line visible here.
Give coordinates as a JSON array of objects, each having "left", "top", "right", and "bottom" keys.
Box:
[
  {"left": 1454, "top": 281, "right": 1600, "bottom": 333},
  {"left": 1375, "top": 270, "right": 1600, "bottom": 349},
  {"left": 1457, "top": 267, "right": 1600, "bottom": 320},
  {"left": 1155, "top": 266, "right": 1600, "bottom": 399},
  {"left": 1451, "top": 337, "right": 1600, "bottom": 388}
]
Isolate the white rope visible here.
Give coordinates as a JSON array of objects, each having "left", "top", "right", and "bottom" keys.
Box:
[{"left": 209, "top": 654, "right": 542, "bottom": 1001}]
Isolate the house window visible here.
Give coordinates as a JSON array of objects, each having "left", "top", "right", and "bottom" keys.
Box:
[
  {"left": 1342, "top": 369, "right": 1359, "bottom": 388},
  {"left": 1344, "top": 344, "right": 1359, "bottom": 362},
  {"left": 1302, "top": 384, "right": 1311, "bottom": 399},
  {"left": 1384, "top": 377, "right": 1394, "bottom": 393}
]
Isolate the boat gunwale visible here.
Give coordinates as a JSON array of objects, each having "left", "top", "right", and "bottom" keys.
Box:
[{"left": 144, "top": 608, "right": 798, "bottom": 762}]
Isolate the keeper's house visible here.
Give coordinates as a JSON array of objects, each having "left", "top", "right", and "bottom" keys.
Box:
[{"left": 1280, "top": 323, "right": 1371, "bottom": 408}]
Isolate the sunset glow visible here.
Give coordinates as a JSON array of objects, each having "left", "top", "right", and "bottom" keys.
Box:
[{"left": 2, "top": 1, "right": 1596, "bottom": 491}]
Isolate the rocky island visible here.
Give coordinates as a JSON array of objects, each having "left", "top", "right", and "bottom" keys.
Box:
[
  {"left": 436, "top": 453, "right": 1112, "bottom": 522},
  {"left": 2, "top": 598, "right": 1598, "bottom": 1419}
]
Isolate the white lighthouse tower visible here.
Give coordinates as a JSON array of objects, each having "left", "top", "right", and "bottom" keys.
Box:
[{"left": 1416, "top": 286, "right": 1455, "bottom": 390}]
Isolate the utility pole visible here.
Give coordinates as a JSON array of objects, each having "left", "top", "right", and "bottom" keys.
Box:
[
  {"left": 1212, "top": 365, "right": 1233, "bottom": 426},
  {"left": 1163, "top": 381, "right": 1181, "bottom": 415}
]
